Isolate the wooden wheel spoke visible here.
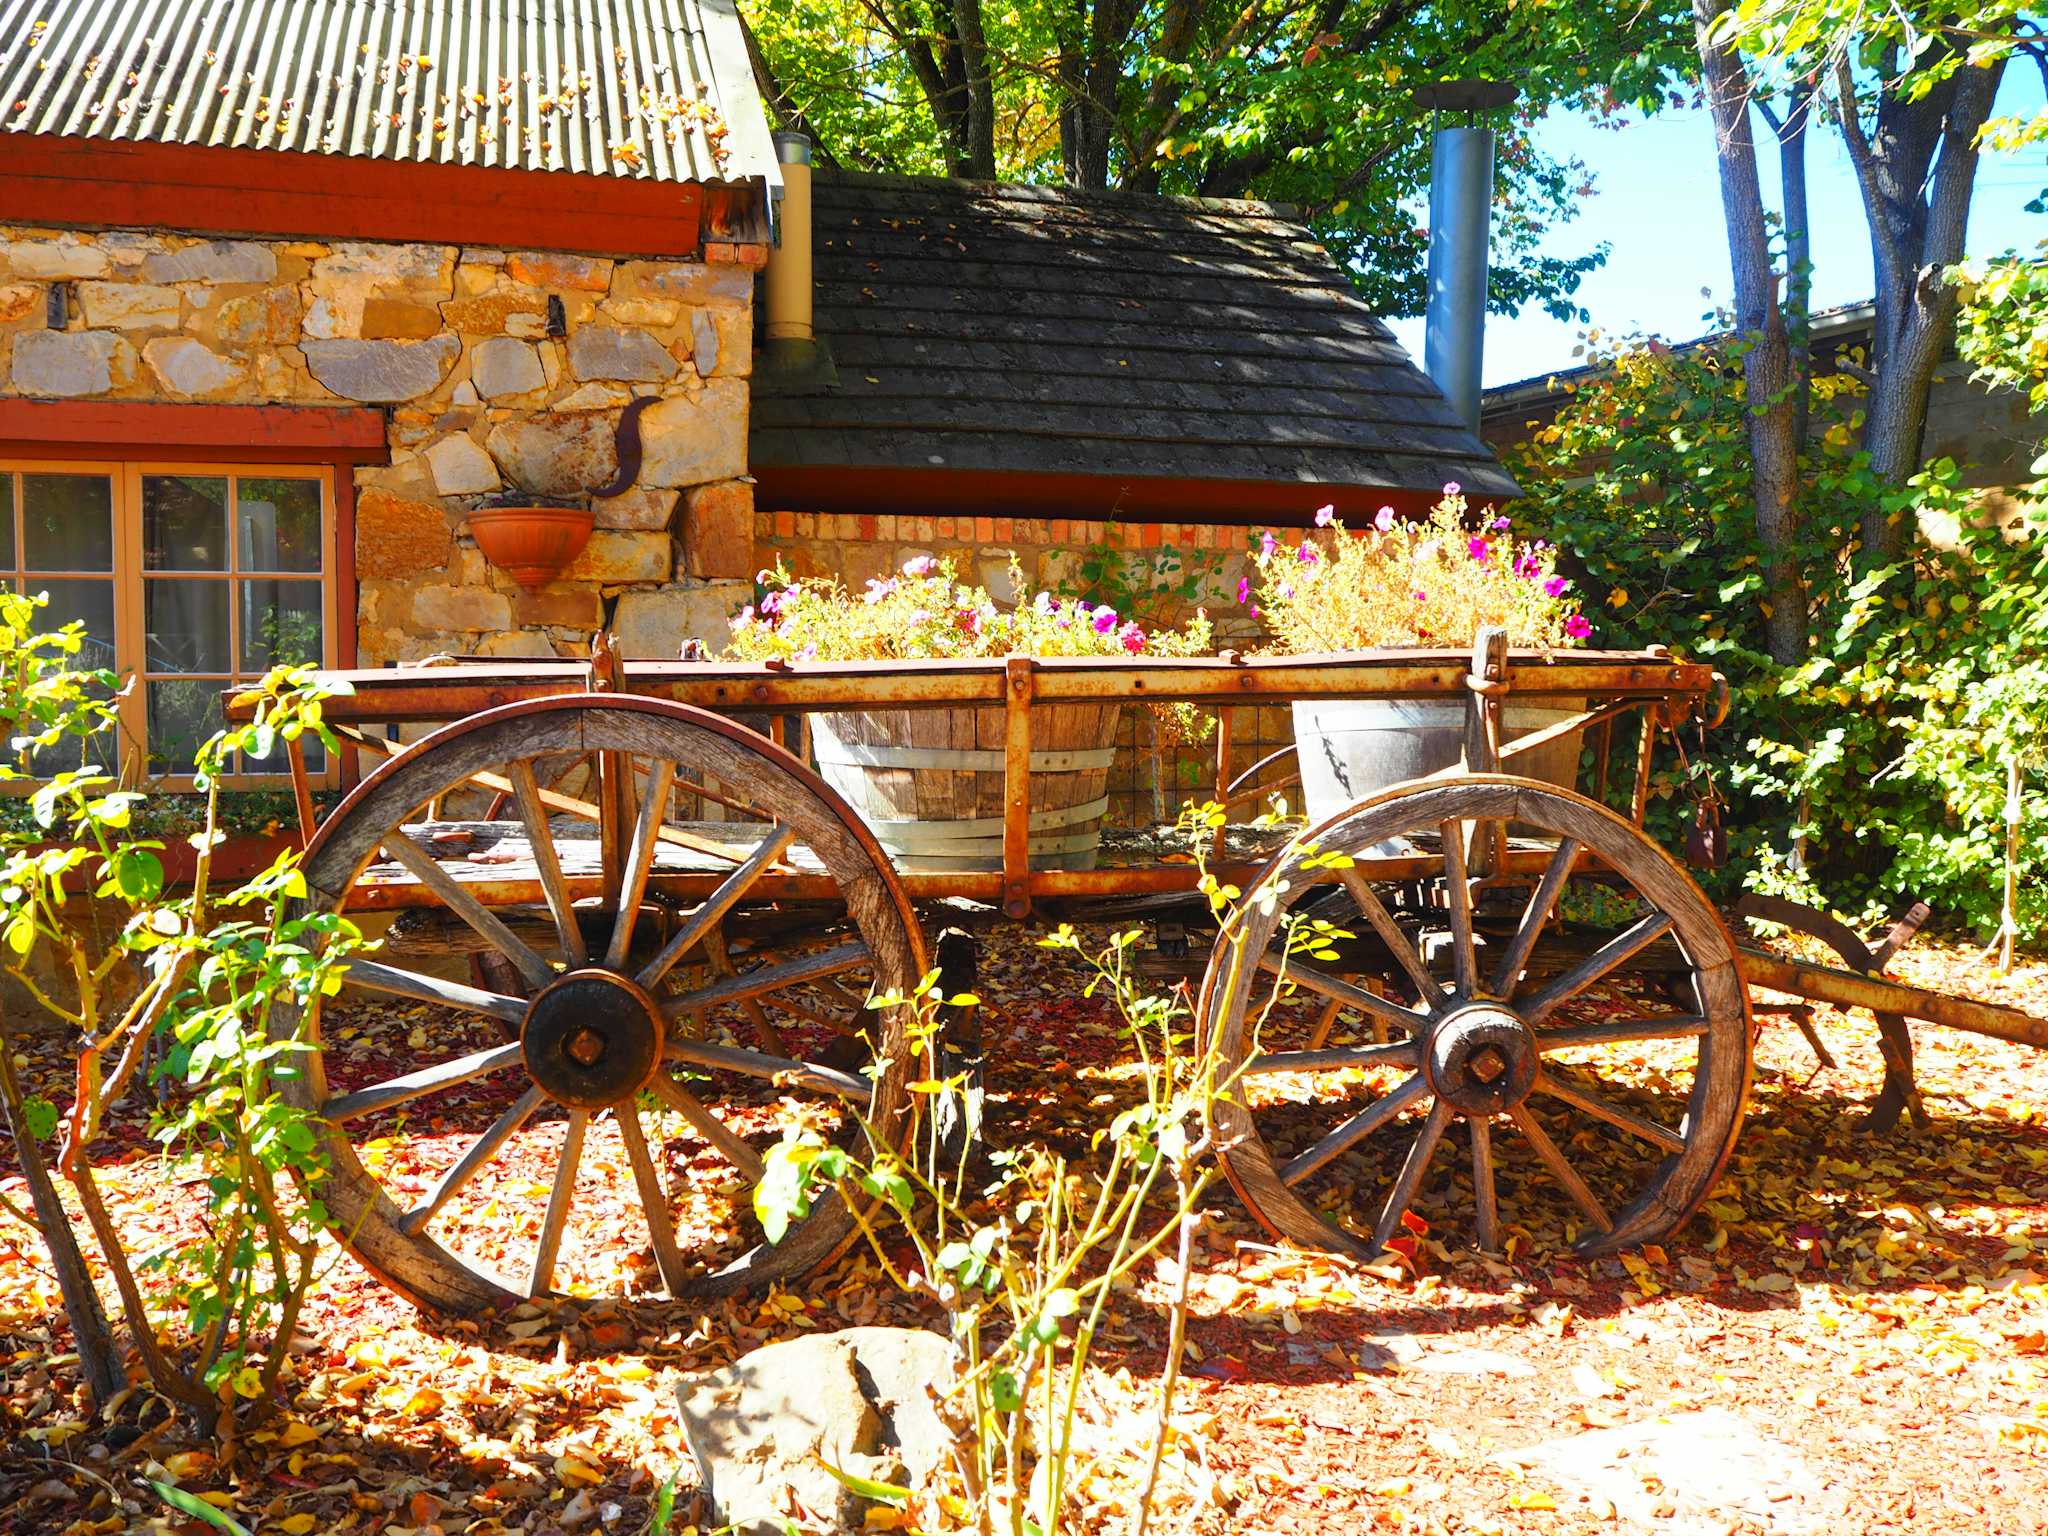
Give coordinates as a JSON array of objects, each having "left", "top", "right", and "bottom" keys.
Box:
[
  {"left": 527, "top": 1110, "right": 586, "bottom": 1298},
  {"left": 1306, "top": 996, "right": 1345, "bottom": 1051},
  {"left": 1470, "top": 1116, "right": 1499, "bottom": 1251},
  {"left": 617, "top": 1105, "right": 691, "bottom": 1295},
  {"left": 1535, "top": 1068, "right": 1687, "bottom": 1154},
  {"left": 1339, "top": 866, "right": 1445, "bottom": 1011},
  {"left": 665, "top": 1036, "right": 872, "bottom": 1101},
  {"left": 1243, "top": 1041, "right": 1421, "bottom": 1077},
  {"left": 1439, "top": 819, "right": 1477, "bottom": 996},
  {"left": 1489, "top": 836, "right": 1581, "bottom": 996},
  {"left": 508, "top": 759, "right": 587, "bottom": 968},
  {"left": 1280, "top": 1073, "right": 1428, "bottom": 1186},
  {"left": 651, "top": 1074, "right": 767, "bottom": 1181},
  {"left": 605, "top": 760, "right": 678, "bottom": 968},
  {"left": 1371, "top": 1096, "right": 1452, "bottom": 1254},
  {"left": 381, "top": 830, "right": 555, "bottom": 990},
  {"left": 398, "top": 1085, "right": 545, "bottom": 1235},
  {"left": 325, "top": 1040, "right": 524, "bottom": 1122},
  {"left": 637, "top": 825, "right": 799, "bottom": 990},
  {"left": 1538, "top": 1015, "right": 1709, "bottom": 1050},
  {"left": 1256, "top": 952, "right": 1431, "bottom": 1038},
  {"left": 1516, "top": 911, "right": 1675, "bottom": 1025},
  {"left": 659, "top": 941, "right": 871, "bottom": 1023},
  {"left": 1507, "top": 1102, "right": 1612, "bottom": 1233},
  {"left": 338, "top": 957, "right": 527, "bottom": 1026}
]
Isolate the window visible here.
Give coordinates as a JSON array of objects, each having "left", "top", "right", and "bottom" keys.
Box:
[{"left": 0, "top": 461, "right": 337, "bottom": 782}]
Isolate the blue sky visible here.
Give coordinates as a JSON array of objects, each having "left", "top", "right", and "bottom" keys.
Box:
[{"left": 1386, "top": 69, "right": 2047, "bottom": 389}]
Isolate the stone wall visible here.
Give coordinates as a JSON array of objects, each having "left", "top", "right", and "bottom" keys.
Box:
[
  {"left": 752, "top": 509, "right": 1308, "bottom": 826},
  {"left": 0, "top": 225, "right": 761, "bottom": 666}
]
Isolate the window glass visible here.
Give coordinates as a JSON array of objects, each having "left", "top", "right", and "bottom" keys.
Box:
[
  {"left": 21, "top": 474, "right": 113, "bottom": 571},
  {"left": 1, "top": 463, "right": 329, "bottom": 781},
  {"left": 35, "top": 579, "right": 118, "bottom": 672},
  {"left": 145, "top": 579, "right": 231, "bottom": 674},
  {"left": 146, "top": 678, "right": 223, "bottom": 776},
  {"left": 143, "top": 475, "right": 230, "bottom": 572},
  {"left": 237, "top": 478, "right": 322, "bottom": 572},
  {"left": 240, "top": 579, "right": 324, "bottom": 671}
]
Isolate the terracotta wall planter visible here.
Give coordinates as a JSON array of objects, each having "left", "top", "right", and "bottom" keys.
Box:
[{"left": 467, "top": 500, "right": 595, "bottom": 589}]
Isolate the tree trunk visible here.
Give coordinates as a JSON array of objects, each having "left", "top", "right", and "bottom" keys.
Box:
[
  {"left": 0, "top": 1044, "right": 126, "bottom": 1408},
  {"left": 1767, "top": 86, "right": 1814, "bottom": 450},
  {"left": 1694, "top": 0, "right": 1806, "bottom": 665},
  {"left": 1836, "top": 50, "right": 2006, "bottom": 562},
  {"left": 952, "top": 0, "right": 998, "bottom": 179}
]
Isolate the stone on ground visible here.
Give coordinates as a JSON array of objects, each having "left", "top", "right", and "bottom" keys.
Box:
[
  {"left": 1503, "top": 1406, "right": 1834, "bottom": 1534},
  {"left": 677, "top": 1326, "right": 953, "bottom": 1536}
]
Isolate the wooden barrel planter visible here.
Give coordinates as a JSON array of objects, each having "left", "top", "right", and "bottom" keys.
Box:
[{"left": 811, "top": 704, "right": 1123, "bottom": 871}]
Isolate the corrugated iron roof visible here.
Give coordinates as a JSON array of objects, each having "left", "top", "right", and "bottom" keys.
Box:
[{"left": 0, "top": 0, "right": 776, "bottom": 185}]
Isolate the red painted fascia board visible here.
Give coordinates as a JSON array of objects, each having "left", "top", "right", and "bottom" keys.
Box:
[
  {"left": 0, "top": 134, "right": 717, "bottom": 258},
  {"left": 0, "top": 400, "right": 390, "bottom": 462},
  {"left": 753, "top": 465, "right": 1500, "bottom": 527}
]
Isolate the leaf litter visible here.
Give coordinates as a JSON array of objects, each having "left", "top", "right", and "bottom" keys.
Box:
[{"left": 0, "top": 929, "right": 2042, "bottom": 1533}]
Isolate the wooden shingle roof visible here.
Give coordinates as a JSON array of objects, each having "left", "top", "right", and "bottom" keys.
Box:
[{"left": 750, "top": 170, "right": 1519, "bottom": 518}]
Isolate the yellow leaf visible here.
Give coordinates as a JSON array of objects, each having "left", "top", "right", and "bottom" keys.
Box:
[
  {"left": 199, "top": 1492, "right": 238, "bottom": 1510},
  {"left": 277, "top": 1420, "right": 320, "bottom": 1448},
  {"left": 404, "top": 1385, "right": 445, "bottom": 1417},
  {"left": 556, "top": 1454, "right": 603, "bottom": 1487},
  {"left": 1507, "top": 1491, "right": 1558, "bottom": 1510},
  {"left": 164, "top": 1450, "right": 214, "bottom": 1481}
]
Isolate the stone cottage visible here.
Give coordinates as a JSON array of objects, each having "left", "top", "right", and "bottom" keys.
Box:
[{"left": 0, "top": 0, "right": 1511, "bottom": 795}]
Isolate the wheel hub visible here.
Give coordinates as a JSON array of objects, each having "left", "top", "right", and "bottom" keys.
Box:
[
  {"left": 522, "top": 969, "right": 665, "bottom": 1109},
  {"left": 1425, "top": 1006, "right": 1538, "bottom": 1116}
]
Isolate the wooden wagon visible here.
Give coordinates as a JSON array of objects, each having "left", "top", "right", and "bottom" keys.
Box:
[{"left": 236, "top": 636, "right": 2048, "bottom": 1311}]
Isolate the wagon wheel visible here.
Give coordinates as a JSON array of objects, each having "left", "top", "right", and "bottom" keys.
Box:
[
  {"left": 1202, "top": 774, "right": 1750, "bottom": 1259},
  {"left": 273, "top": 694, "right": 925, "bottom": 1313}
]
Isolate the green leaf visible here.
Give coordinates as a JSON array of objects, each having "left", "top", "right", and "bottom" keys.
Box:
[
  {"left": 20, "top": 1095, "right": 58, "bottom": 1141},
  {"left": 989, "top": 1369, "right": 1024, "bottom": 1412},
  {"left": 815, "top": 1457, "right": 910, "bottom": 1505},
  {"left": 650, "top": 1468, "right": 679, "bottom": 1536},
  {"left": 148, "top": 1482, "right": 253, "bottom": 1536}
]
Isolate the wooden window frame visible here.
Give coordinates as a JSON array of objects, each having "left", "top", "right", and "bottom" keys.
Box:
[{"left": 0, "top": 457, "right": 343, "bottom": 790}]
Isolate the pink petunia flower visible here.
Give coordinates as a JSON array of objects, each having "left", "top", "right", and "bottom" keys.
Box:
[
  {"left": 1544, "top": 575, "right": 1570, "bottom": 598},
  {"left": 1314, "top": 504, "right": 1336, "bottom": 527},
  {"left": 1467, "top": 537, "right": 1490, "bottom": 563},
  {"left": 1236, "top": 577, "right": 1252, "bottom": 604},
  {"left": 1119, "top": 621, "right": 1147, "bottom": 655},
  {"left": 1374, "top": 506, "right": 1396, "bottom": 533},
  {"left": 1514, "top": 552, "right": 1542, "bottom": 580},
  {"left": 1443, "top": 480, "right": 1462, "bottom": 495},
  {"left": 902, "top": 555, "right": 936, "bottom": 577},
  {"left": 1491, "top": 515, "right": 1512, "bottom": 532},
  {"left": 1412, "top": 590, "right": 1427, "bottom": 602},
  {"left": 1092, "top": 607, "right": 1119, "bottom": 634},
  {"left": 1297, "top": 543, "right": 1319, "bottom": 565},
  {"left": 797, "top": 642, "right": 818, "bottom": 661},
  {"left": 863, "top": 577, "right": 896, "bottom": 604},
  {"left": 1564, "top": 613, "right": 1591, "bottom": 640},
  {"left": 1259, "top": 532, "right": 1278, "bottom": 557},
  {"left": 732, "top": 605, "right": 755, "bottom": 627}
]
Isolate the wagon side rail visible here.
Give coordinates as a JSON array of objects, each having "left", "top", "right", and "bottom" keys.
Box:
[{"left": 233, "top": 638, "right": 1720, "bottom": 913}]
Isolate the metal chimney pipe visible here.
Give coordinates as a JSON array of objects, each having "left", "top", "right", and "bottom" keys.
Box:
[
  {"left": 1423, "top": 121, "right": 1493, "bottom": 432},
  {"left": 766, "top": 131, "right": 814, "bottom": 344}
]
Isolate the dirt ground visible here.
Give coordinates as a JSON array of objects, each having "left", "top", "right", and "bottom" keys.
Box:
[{"left": 1, "top": 927, "right": 2044, "bottom": 1536}]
